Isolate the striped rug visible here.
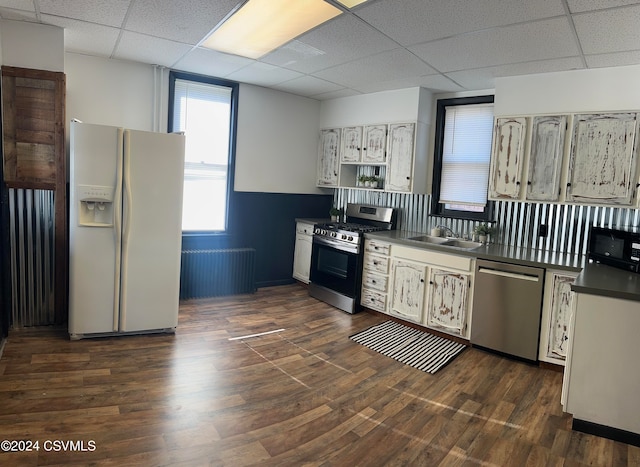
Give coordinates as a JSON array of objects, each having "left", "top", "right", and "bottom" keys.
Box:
[{"left": 350, "top": 320, "right": 467, "bottom": 374}]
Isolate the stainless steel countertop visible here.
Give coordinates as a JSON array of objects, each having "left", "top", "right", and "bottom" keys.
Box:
[{"left": 364, "top": 230, "right": 585, "bottom": 272}]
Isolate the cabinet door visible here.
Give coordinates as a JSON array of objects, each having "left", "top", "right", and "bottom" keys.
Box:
[
  {"left": 386, "top": 123, "right": 415, "bottom": 192},
  {"left": 426, "top": 269, "right": 470, "bottom": 336},
  {"left": 341, "top": 126, "right": 362, "bottom": 162},
  {"left": 317, "top": 128, "right": 340, "bottom": 187},
  {"left": 540, "top": 272, "right": 576, "bottom": 363},
  {"left": 362, "top": 124, "right": 387, "bottom": 163},
  {"left": 292, "top": 233, "right": 312, "bottom": 283},
  {"left": 527, "top": 115, "right": 567, "bottom": 201},
  {"left": 567, "top": 113, "right": 638, "bottom": 205},
  {"left": 389, "top": 258, "right": 426, "bottom": 322},
  {"left": 489, "top": 117, "right": 527, "bottom": 199}
]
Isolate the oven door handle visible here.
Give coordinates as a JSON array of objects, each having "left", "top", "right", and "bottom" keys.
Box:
[{"left": 313, "top": 235, "right": 359, "bottom": 254}]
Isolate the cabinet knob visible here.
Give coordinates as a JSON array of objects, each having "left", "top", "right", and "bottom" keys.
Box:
[
  {"left": 567, "top": 183, "right": 571, "bottom": 187},
  {"left": 527, "top": 181, "right": 532, "bottom": 185},
  {"left": 363, "top": 147, "right": 367, "bottom": 151},
  {"left": 516, "top": 181, "right": 520, "bottom": 185},
  {"left": 420, "top": 279, "right": 425, "bottom": 283},
  {"left": 406, "top": 176, "right": 410, "bottom": 180},
  {"left": 429, "top": 281, "right": 433, "bottom": 285}
]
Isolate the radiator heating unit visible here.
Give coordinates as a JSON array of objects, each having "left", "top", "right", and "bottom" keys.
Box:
[{"left": 180, "top": 248, "right": 257, "bottom": 299}]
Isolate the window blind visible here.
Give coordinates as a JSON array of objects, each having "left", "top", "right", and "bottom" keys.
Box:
[{"left": 439, "top": 103, "right": 494, "bottom": 207}]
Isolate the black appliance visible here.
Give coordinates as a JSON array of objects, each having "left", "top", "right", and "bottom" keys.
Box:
[
  {"left": 309, "top": 204, "right": 397, "bottom": 314},
  {"left": 588, "top": 225, "right": 640, "bottom": 273}
]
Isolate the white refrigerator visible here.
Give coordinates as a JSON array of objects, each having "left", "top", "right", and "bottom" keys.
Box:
[{"left": 68, "top": 122, "right": 185, "bottom": 339}]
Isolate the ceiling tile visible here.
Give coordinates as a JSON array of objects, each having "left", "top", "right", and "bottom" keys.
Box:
[
  {"left": 573, "top": 5, "right": 640, "bottom": 55},
  {"left": 355, "top": 73, "right": 463, "bottom": 94},
  {"left": 114, "top": 31, "right": 193, "bottom": 66},
  {"left": 124, "top": 0, "right": 239, "bottom": 44},
  {"left": 312, "top": 88, "right": 362, "bottom": 100},
  {"left": 39, "top": 0, "right": 130, "bottom": 28},
  {"left": 409, "top": 17, "right": 579, "bottom": 73},
  {"left": 567, "top": 0, "right": 640, "bottom": 13},
  {"left": 356, "top": 0, "right": 565, "bottom": 46},
  {"left": 0, "top": 0, "right": 35, "bottom": 12},
  {"left": 226, "top": 62, "right": 304, "bottom": 87},
  {"left": 41, "top": 14, "right": 119, "bottom": 57},
  {"left": 272, "top": 75, "right": 344, "bottom": 97},
  {"left": 261, "top": 14, "right": 398, "bottom": 74},
  {"left": 172, "top": 47, "right": 254, "bottom": 78},
  {"left": 0, "top": 6, "right": 36, "bottom": 21},
  {"left": 314, "top": 48, "right": 435, "bottom": 88},
  {"left": 585, "top": 51, "right": 640, "bottom": 68},
  {"left": 446, "top": 57, "right": 585, "bottom": 89}
]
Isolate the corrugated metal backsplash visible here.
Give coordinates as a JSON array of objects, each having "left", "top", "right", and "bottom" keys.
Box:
[
  {"left": 8, "top": 188, "right": 56, "bottom": 327},
  {"left": 334, "top": 189, "right": 640, "bottom": 256}
]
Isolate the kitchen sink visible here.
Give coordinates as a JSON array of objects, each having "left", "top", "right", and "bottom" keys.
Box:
[
  {"left": 407, "top": 235, "right": 484, "bottom": 250},
  {"left": 443, "top": 239, "right": 484, "bottom": 250},
  {"left": 408, "top": 235, "right": 451, "bottom": 244}
]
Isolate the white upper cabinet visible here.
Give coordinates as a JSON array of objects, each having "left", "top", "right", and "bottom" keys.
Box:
[
  {"left": 488, "top": 117, "right": 528, "bottom": 199},
  {"left": 362, "top": 124, "right": 387, "bottom": 163},
  {"left": 386, "top": 122, "right": 416, "bottom": 193},
  {"left": 527, "top": 115, "right": 567, "bottom": 202},
  {"left": 341, "top": 126, "right": 362, "bottom": 163},
  {"left": 567, "top": 113, "right": 639, "bottom": 205},
  {"left": 317, "top": 128, "right": 340, "bottom": 187}
]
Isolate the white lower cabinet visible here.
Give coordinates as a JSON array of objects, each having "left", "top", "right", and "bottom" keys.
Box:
[
  {"left": 292, "top": 221, "right": 314, "bottom": 283},
  {"left": 361, "top": 239, "right": 391, "bottom": 313},
  {"left": 388, "top": 245, "right": 474, "bottom": 337},
  {"left": 538, "top": 270, "right": 578, "bottom": 365},
  {"left": 426, "top": 268, "right": 471, "bottom": 337},
  {"left": 389, "top": 258, "right": 427, "bottom": 323}
]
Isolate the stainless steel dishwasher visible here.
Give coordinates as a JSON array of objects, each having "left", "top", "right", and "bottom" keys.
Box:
[{"left": 471, "top": 259, "right": 545, "bottom": 361}]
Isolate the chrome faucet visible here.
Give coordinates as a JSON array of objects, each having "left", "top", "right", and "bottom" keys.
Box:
[{"left": 435, "top": 224, "right": 458, "bottom": 238}]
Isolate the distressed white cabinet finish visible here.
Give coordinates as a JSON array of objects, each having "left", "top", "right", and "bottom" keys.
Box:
[
  {"left": 389, "top": 258, "right": 426, "bottom": 323},
  {"left": 361, "top": 239, "right": 391, "bottom": 313},
  {"left": 317, "top": 128, "right": 341, "bottom": 187},
  {"left": 527, "top": 115, "right": 567, "bottom": 201},
  {"left": 341, "top": 126, "right": 362, "bottom": 163},
  {"left": 489, "top": 117, "right": 528, "bottom": 199},
  {"left": 539, "top": 270, "right": 578, "bottom": 365},
  {"left": 292, "top": 221, "right": 314, "bottom": 284},
  {"left": 426, "top": 268, "right": 471, "bottom": 337},
  {"left": 567, "top": 113, "right": 639, "bottom": 205},
  {"left": 362, "top": 124, "right": 387, "bottom": 163},
  {"left": 386, "top": 122, "right": 416, "bottom": 192}
]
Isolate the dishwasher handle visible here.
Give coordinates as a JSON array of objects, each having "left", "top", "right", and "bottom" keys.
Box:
[{"left": 477, "top": 267, "right": 540, "bottom": 282}]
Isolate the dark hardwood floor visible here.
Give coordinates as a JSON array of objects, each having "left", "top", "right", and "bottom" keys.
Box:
[{"left": 0, "top": 283, "right": 637, "bottom": 466}]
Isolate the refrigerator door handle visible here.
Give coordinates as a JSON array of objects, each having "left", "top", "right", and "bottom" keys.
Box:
[
  {"left": 120, "top": 130, "right": 133, "bottom": 330},
  {"left": 113, "top": 129, "right": 125, "bottom": 332}
]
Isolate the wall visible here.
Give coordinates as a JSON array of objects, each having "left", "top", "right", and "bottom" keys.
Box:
[{"left": 0, "top": 20, "right": 63, "bottom": 72}]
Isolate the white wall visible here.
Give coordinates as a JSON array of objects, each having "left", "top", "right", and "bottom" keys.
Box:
[
  {"left": 495, "top": 64, "right": 640, "bottom": 116},
  {"left": 0, "top": 20, "right": 63, "bottom": 72},
  {"left": 319, "top": 87, "right": 432, "bottom": 127},
  {"left": 235, "top": 84, "right": 322, "bottom": 194}
]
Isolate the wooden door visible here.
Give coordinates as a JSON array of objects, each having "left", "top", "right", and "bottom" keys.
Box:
[
  {"left": 386, "top": 123, "right": 415, "bottom": 192},
  {"left": 362, "top": 124, "right": 387, "bottom": 163},
  {"left": 317, "top": 128, "right": 340, "bottom": 187},
  {"left": 489, "top": 117, "right": 527, "bottom": 199},
  {"left": 527, "top": 115, "right": 567, "bottom": 201},
  {"left": 426, "top": 269, "right": 470, "bottom": 336},
  {"left": 567, "top": 113, "right": 638, "bottom": 205},
  {"left": 341, "top": 126, "right": 362, "bottom": 162},
  {"left": 389, "top": 258, "right": 426, "bottom": 322}
]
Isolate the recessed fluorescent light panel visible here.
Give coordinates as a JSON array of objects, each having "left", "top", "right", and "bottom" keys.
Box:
[
  {"left": 336, "top": 0, "right": 369, "bottom": 7},
  {"left": 202, "top": 0, "right": 342, "bottom": 59}
]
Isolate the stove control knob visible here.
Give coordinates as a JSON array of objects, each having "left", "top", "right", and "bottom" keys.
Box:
[
  {"left": 348, "top": 236, "right": 354, "bottom": 241},
  {"left": 314, "top": 228, "right": 321, "bottom": 234},
  {"left": 330, "top": 231, "right": 337, "bottom": 237},
  {"left": 341, "top": 234, "right": 347, "bottom": 240}
]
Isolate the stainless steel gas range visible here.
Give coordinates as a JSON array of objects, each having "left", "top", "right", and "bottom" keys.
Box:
[{"left": 309, "top": 204, "right": 397, "bottom": 314}]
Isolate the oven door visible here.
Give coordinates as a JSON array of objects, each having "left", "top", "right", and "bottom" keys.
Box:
[{"left": 310, "top": 236, "right": 362, "bottom": 298}]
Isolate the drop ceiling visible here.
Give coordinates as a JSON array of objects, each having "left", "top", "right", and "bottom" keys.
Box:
[{"left": 1, "top": 0, "right": 640, "bottom": 100}]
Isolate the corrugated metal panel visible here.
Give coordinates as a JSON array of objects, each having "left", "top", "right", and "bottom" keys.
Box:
[
  {"left": 333, "top": 189, "right": 640, "bottom": 256},
  {"left": 9, "top": 189, "right": 55, "bottom": 327}
]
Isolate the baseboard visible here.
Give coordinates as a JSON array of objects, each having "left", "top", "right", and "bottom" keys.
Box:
[
  {"left": 572, "top": 419, "right": 640, "bottom": 447},
  {"left": 256, "top": 278, "right": 296, "bottom": 288}
]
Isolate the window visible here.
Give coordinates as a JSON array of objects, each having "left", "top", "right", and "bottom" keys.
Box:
[
  {"left": 431, "top": 95, "right": 494, "bottom": 221},
  {"left": 168, "top": 71, "right": 238, "bottom": 232}
]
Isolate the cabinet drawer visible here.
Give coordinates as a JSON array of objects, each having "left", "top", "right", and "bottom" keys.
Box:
[
  {"left": 363, "top": 271, "right": 388, "bottom": 292},
  {"left": 361, "top": 288, "right": 386, "bottom": 312},
  {"left": 363, "top": 254, "right": 389, "bottom": 274},
  {"left": 392, "top": 245, "right": 473, "bottom": 271},
  {"left": 365, "top": 239, "right": 391, "bottom": 256},
  {"left": 296, "top": 222, "right": 314, "bottom": 235}
]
